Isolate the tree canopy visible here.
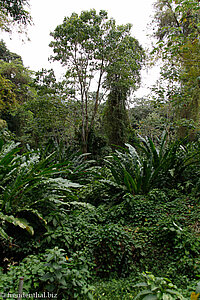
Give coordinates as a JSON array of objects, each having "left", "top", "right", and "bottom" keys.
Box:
[
  {"left": 50, "top": 9, "right": 144, "bottom": 151},
  {"left": 151, "top": 0, "right": 200, "bottom": 139}
]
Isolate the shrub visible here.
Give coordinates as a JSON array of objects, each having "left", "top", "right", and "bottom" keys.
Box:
[
  {"left": 101, "top": 133, "right": 200, "bottom": 198},
  {"left": 134, "top": 272, "right": 186, "bottom": 299},
  {"left": 0, "top": 247, "right": 94, "bottom": 299},
  {"left": 87, "top": 223, "right": 138, "bottom": 277}
]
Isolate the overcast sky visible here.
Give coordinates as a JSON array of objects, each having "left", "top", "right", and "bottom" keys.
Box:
[{"left": 1, "top": 0, "right": 160, "bottom": 97}]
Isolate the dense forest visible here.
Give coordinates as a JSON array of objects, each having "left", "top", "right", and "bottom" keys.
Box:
[{"left": 0, "top": 0, "right": 200, "bottom": 299}]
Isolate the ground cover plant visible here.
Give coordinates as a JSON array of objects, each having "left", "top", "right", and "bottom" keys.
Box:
[{"left": 0, "top": 135, "right": 199, "bottom": 299}]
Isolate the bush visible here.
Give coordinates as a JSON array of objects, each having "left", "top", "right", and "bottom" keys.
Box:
[
  {"left": 134, "top": 272, "right": 186, "bottom": 299},
  {"left": 92, "top": 275, "right": 139, "bottom": 299},
  {"left": 87, "top": 223, "right": 138, "bottom": 277},
  {"left": 0, "top": 247, "right": 94, "bottom": 299}
]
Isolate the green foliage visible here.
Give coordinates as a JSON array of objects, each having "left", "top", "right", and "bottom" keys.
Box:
[
  {"left": 31, "top": 68, "right": 59, "bottom": 96},
  {"left": 0, "top": 58, "right": 32, "bottom": 103},
  {"left": 0, "top": 0, "right": 31, "bottom": 24},
  {"left": 0, "top": 74, "right": 16, "bottom": 114},
  {"left": 148, "top": 220, "right": 200, "bottom": 276},
  {"left": 0, "top": 247, "right": 94, "bottom": 299},
  {"left": 87, "top": 223, "right": 137, "bottom": 277},
  {"left": 102, "top": 22, "right": 144, "bottom": 148},
  {"left": 0, "top": 7, "right": 200, "bottom": 300},
  {"left": 15, "top": 95, "right": 74, "bottom": 148},
  {"left": 40, "top": 203, "right": 137, "bottom": 277},
  {"left": 92, "top": 276, "right": 139, "bottom": 299},
  {"left": 102, "top": 132, "right": 195, "bottom": 196},
  {"left": 50, "top": 9, "right": 144, "bottom": 152},
  {"left": 0, "top": 40, "right": 22, "bottom": 63},
  {"left": 134, "top": 272, "right": 185, "bottom": 299},
  {"left": 103, "top": 88, "right": 130, "bottom": 148},
  {"left": 151, "top": 0, "right": 200, "bottom": 140},
  {"left": 0, "top": 138, "right": 93, "bottom": 249},
  {"left": 0, "top": 0, "right": 32, "bottom": 33},
  {"left": 79, "top": 179, "right": 112, "bottom": 206},
  {"left": 0, "top": 50, "right": 34, "bottom": 134},
  {"left": 102, "top": 193, "right": 158, "bottom": 226},
  {"left": 0, "top": 140, "right": 78, "bottom": 214},
  {"left": 40, "top": 247, "right": 94, "bottom": 299},
  {"left": 0, "top": 253, "right": 45, "bottom": 295},
  {"left": 0, "top": 211, "right": 34, "bottom": 236}
]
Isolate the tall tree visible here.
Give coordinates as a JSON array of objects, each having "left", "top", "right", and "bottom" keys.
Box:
[
  {"left": 0, "top": 41, "right": 33, "bottom": 132},
  {"left": 50, "top": 9, "right": 144, "bottom": 152},
  {"left": 151, "top": 0, "right": 200, "bottom": 140},
  {"left": 104, "top": 33, "right": 144, "bottom": 147}
]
